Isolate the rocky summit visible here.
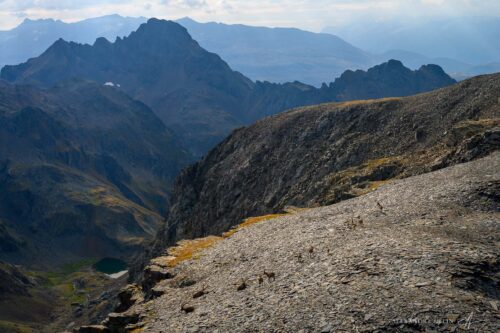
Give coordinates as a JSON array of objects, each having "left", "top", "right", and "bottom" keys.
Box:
[{"left": 83, "top": 152, "right": 499, "bottom": 333}]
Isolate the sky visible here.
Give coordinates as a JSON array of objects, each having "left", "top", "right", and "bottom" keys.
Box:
[{"left": 0, "top": 0, "right": 499, "bottom": 31}]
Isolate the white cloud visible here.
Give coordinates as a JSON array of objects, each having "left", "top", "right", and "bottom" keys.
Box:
[
  {"left": 161, "top": 0, "right": 209, "bottom": 9},
  {"left": 0, "top": 0, "right": 498, "bottom": 31}
]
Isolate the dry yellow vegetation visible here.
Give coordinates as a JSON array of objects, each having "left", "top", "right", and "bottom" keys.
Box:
[
  {"left": 334, "top": 97, "right": 401, "bottom": 108},
  {"left": 454, "top": 117, "right": 500, "bottom": 128},
  {"left": 164, "top": 214, "right": 288, "bottom": 268},
  {"left": 222, "top": 214, "right": 288, "bottom": 238},
  {"left": 165, "top": 236, "right": 223, "bottom": 267}
]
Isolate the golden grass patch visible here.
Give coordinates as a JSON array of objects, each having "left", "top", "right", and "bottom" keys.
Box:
[
  {"left": 164, "top": 214, "right": 288, "bottom": 268},
  {"left": 129, "top": 328, "right": 145, "bottom": 333},
  {"left": 454, "top": 117, "right": 500, "bottom": 129},
  {"left": 363, "top": 156, "right": 402, "bottom": 170},
  {"left": 334, "top": 97, "right": 401, "bottom": 108},
  {"left": 222, "top": 214, "right": 288, "bottom": 238},
  {"left": 165, "top": 236, "right": 223, "bottom": 267},
  {"left": 366, "top": 180, "right": 390, "bottom": 191}
]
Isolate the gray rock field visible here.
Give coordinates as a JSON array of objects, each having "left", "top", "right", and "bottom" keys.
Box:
[{"left": 94, "top": 152, "right": 499, "bottom": 333}]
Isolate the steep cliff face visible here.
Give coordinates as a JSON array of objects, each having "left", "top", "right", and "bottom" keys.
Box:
[
  {"left": 152, "top": 74, "right": 499, "bottom": 255},
  {"left": 0, "top": 81, "right": 190, "bottom": 268}
]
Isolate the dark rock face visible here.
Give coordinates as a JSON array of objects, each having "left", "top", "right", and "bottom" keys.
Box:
[
  {"left": 115, "top": 284, "right": 143, "bottom": 313},
  {"left": 151, "top": 73, "right": 500, "bottom": 256},
  {"left": 0, "top": 80, "right": 190, "bottom": 267},
  {"left": 1, "top": 19, "right": 455, "bottom": 156},
  {"left": 105, "top": 311, "right": 140, "bottom": 332},
  {"left": 141, "top": 265, "right": 174, "bottom": 292}
]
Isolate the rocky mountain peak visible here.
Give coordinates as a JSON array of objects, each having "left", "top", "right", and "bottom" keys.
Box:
[
  {"left": 418, "top": 63, "right": 449, "bottom": 74},
  {"left": 19, "top": 17, "right": 59, "bottom": 27},
  {"left": 93, "top": 36, "right": 112, "bottom": 48},
  {"left": 125, "top": 18, "right": 196, "bottom": 48},
  {"left": 385, "top": 58, "right": 405, "bottom": 67},
  {"left": 42, "top": 37, "right": 80, "bottom": 56},
  {"left": 367, "top": 59, "right": 412, "bottom": 75}
]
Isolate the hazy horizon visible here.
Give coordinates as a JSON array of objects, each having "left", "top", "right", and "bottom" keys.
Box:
[{"left": 1, "top": 0, "right": 499, "bottom": 32}]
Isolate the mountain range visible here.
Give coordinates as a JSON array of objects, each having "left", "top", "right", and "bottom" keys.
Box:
[
  {"left": 1, "top": 19, "right": 456, "bottom": 156},
  {"left": 176, "top": 17, "right": 500, "bottom": 83},
  {"left": 0, "top": 18, "right": 457, "bottom": 272},
  {"left": 0, "top": 15, "right": 372, "bottom": 86},
  {"left": 0, "top": 14, "right": 498, "bottom": 333},
  {"left": 3, "top": 15, "right": 496, "bottom": 86},
  {"left": 325, "top": 16, "right": 500, "bottom": 65},
  {"left": 0, "top": 17, "right": 459, "bottom": 269},
  {"left": 2, "top": 18, "right": 257, "bottom": 155},
  {"left": 0, "top": 17, "right": 456, "bottom": 270}
]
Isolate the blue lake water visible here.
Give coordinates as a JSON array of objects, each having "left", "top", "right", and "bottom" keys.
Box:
[{"left": 92, "top": 257, "right": 127, "bottom": 274}]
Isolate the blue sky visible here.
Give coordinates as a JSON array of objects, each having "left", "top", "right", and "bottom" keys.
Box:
[{"left": 0, "top": 0, "right": 498, "bottom": 31}]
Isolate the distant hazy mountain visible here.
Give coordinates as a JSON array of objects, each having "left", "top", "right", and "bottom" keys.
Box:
[
  {"left": 0, "top": 14, "right": 147, "bottom": 68},
  {"left": 1, "top": 19, "right": 455, "bottom": 155},
  {"left": 0, "top": 80, "right": 191, "bottom": 267},
  {"left": 379, "top": 50, "right": 500, "bottom": 81},
  {"left": 325, "top": 16, "right": 500, "bottom": 64},
  {"left": 323, "top": 16, "right": 500, "bottom": 78},
  {"left": 176, "top": 17, "right": 373, "bottom": 86}
]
